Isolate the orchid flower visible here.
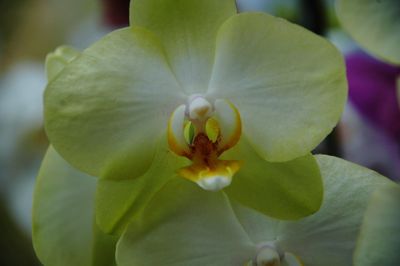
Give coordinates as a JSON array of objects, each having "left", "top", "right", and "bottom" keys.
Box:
[{"left": 43, "top": 0, "right": 346, "bottom": 233}]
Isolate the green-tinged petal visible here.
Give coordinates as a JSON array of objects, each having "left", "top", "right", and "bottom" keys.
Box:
[
  {"left": 96, "top": 139, "right": 188, "bottom": 234},
  {"left": 230, "top": 201, "right": 279, "bottom": 245},
  {"left": 44, "top": 27, "right": 185, "bottom": 178},
  {"left": 92, "top": 224, "right": 118, "bottom": 266},
  {"left": 45, "top": 46, "right": 80, "bottom": 81},
  {"left": 224, "top": 137, "right": 323, "bottom": 220},
  {"left": 232, "top": 155, "right": 392, "bottom": 266},
  {"left": 116, "top": 178, "right": 256, "bottom": 266},
  {"left": 208, "top": 12, "right": 347, "bottom": 162},
  {"left": 32, "top": 147, "right": 117, "bottom": 266},
  {"left": 278, "top": 156, "right": 392, "bottom": 266},
  {"left": 130, "top": 0, "right": 237, "bottom": 93},
  {"left": 336, "top": 0, "right": 400, "bottom": 64},
  {"left": 354, "top": 183, "right": 400, "bottom": 266}
]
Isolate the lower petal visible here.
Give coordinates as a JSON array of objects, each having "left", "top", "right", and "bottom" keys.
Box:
[{"left": 116, "top": 179, "right": 255, "bottom": 266}]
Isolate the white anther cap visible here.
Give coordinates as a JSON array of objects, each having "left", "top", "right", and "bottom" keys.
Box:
[
  {"left": 256, "top": 247, "right": 281, "bottom": 266},
  {"left": 188, "top": 96, "right": 213, "bottom": 120}
]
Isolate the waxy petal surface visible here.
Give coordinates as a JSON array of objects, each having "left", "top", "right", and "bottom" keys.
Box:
[
  {"left": 115, "top": 156, "right": 391, "bottom": 266},
  {"left": 96, "top": 139, "right": 188, "bottom": 234},
  {"left": 116, "top": 179, "right": 255, "bottom": 266},
  {"left": 208, "top": 13, "right": 347, "bottom": 162},
  {"left": 130, "top": 0, "right": 237, "bottom": 93},
  {"left": 32, "top": 147, "right": 117, "bottom": 266},
  {"left": 233, "top": 155, "right": 392, "bottom": 266},
  {"left": 45, "top": 27, "right": 184, "bottom": 178}
]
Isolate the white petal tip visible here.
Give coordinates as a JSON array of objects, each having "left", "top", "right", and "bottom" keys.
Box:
[{"left": 196, "top": 175, "right": 231, "bottom": 191}]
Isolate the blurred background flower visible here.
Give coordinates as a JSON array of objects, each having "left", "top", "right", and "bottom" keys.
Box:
[
  {"left": 0, "top": 0, "right": 399, "bottom": 264},
  {"left": 342, "top": 52, "right": 400, "bottom": 180}
]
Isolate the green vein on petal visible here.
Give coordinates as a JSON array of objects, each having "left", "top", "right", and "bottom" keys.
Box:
[{"left": 116, "top": 178, "right": 256, "bottom": 266}]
